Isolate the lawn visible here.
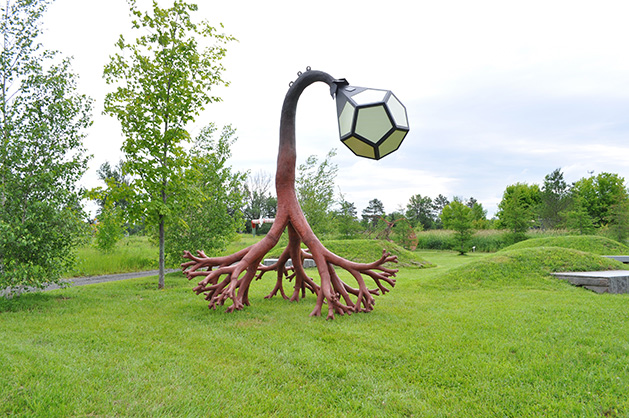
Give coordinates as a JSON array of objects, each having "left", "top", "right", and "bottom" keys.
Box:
[{"left": 2, "top": 249, "right": 629, "bottom": 417}]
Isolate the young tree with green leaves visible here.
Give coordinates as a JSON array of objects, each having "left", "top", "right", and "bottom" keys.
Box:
[
  {"left": 441, "top": 199, "right": 474, "bottom": 255},
  {"left": 405, "top": 193, "right": 435, "bottom": 230},
  {"left": 539, "top": 168, "right": 571, "bottom": 229},
  {"left": 496, "top": 183, "right": 541, "bottom": 242},
  {"left": 295, "top": 149, "right": 338, "bottom": 237},
  {"left": 361, "top": 198, "right": 385, "bottom": 230},
  {"left": 1, "top": 0, "right": 92, "bottom": 293},
  {"left": 103, "top": 0, "right": 235, "bottom": 288},
  {"left": 571, "top": 172, "right": 628, "bottom": 227},
  {"left": 165, "top": 124, "right": 246, "bottom": 262},
  {"left": 606, "top": 199, "right": 629, "bottom": 243},
  {"left": 334, "top": 193, "right": 361, "bottom": 239}
]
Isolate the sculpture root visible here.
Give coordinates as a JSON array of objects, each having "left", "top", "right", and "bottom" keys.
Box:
[{"left": 181, "top": 223, "right": 397, "bottom": 319}]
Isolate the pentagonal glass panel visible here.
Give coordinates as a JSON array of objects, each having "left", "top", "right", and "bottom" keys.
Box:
[
  {"left": 355, "top": 105, "right": 393, "bottom": 144},
  {"left": 386, "top": 94, "right": 408, "bottom": 128},
  {"left": 343, "top": 136, "right": 376, "bottom": 159},
  {"left": 378, "top": 129, "right": 407, "bottom": 158},
  {"left": 351, "top": 89, "right": 387, "bottom": 106},
  {"left": 338, "top": 101, "right": 355, "bottom": 137}
]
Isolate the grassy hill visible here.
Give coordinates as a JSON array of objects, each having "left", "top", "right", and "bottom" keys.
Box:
[
  {"left": 501, "top": 235, "right": 629, "bottom": 255},
  {"left": 431, "top": 246, "right": 627, "bottom": 290}
]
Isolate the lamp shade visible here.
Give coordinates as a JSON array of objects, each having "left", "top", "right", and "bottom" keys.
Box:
[{"left": 335, "top": 85, "right": 409, "bottom": 160}]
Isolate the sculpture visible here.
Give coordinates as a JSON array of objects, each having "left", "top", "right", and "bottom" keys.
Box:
[{"left": 182, "top": 68, "right": 409, "bottom": 319}]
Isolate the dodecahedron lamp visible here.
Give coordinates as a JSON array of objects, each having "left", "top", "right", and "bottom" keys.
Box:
[{"left": 335, "top": 83, "right": 409, "bottom": 160}]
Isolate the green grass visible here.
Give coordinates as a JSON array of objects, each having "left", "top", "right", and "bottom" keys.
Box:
[
  {"left": 501, "top": 235, "right": 629, "bottom": 255},
  {"left": 3, "top": 244, "right": 629, "bottom": 417},
  {"left": 66, "top": 236, "right": 158, "bottom": 277},
  {"left": 432, "top": 247, "right": 628, "bottom": 291}
]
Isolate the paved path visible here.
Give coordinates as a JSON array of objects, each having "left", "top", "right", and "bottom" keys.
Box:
[{"left": 2, "top": 269, "right": 179, "bottom": 297}]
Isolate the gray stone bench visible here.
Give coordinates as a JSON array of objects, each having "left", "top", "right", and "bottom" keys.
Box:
[
  {"left": 262, "top": 258, "right": 316, "bottom": 268},
  {"left": 552, "top": 270, "right": 629, "bottom": 294}
]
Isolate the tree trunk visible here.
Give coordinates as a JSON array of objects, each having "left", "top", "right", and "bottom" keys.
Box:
[{"left": 158, "top": 214, "right": 165, "bottom": 289}]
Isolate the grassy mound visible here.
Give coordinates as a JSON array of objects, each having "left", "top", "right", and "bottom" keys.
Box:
[
  {"left": 431, "top": 247, "right": 626, "bottom": 290},
  {"left": 501, "top": 235, "right": 629, "bottom": 255},
  {"left": 268, "top": 238, "right": 433, "bottom": 269},
  {"left": 323, "top": 239, "right": 433, "bottom": 269}
]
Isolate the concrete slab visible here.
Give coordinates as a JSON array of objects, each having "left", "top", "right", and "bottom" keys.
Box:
[{"left": 552, "top": 270, "right": 629, "bottom": 294}]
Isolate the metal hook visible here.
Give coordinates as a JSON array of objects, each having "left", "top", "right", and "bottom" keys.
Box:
[
  {"left": 297, "top": 71, "right": 302, "bottom": 76},
  {"left": 306, "top": 66, "right": 311, "bottom": 71},
  {"left": 289, "top": 81, "right": 294, "bottom": 87}
]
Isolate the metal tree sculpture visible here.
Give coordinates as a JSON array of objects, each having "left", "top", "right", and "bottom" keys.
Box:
[{"left": 182, "top": 69, "right": 408, "bottom": 319}]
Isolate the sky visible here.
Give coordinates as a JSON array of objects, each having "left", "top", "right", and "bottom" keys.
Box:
[{"left": 41, "top": 0, "right": 629, "bottom": 218}]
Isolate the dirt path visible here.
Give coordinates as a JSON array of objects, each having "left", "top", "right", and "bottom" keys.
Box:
[{"left": 2, "top": 269, "right": 179, "bottom": 297}]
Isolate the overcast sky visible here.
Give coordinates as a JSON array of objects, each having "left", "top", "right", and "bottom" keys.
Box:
[{"left": 41, "top": 0, "right": 629, "bottom": 217}]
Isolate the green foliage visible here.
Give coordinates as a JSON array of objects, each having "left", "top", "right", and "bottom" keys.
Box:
[
  {"left": 497, "top": 182, "right": 541, "bottom": 240},
  {"left": 361, "top": 198, "right": 385, "bottom": 230},
  {"left": 242, "top": 170, "right": 276, "bottom": 234},
  {"left": 103, "top": 0, "right": 235, "bottom": 287},
  {"left": 501, "top": 235, "right": 629, "bottom": 255},
  {"left": 405, "top": 193, "right": 435, "bottom": 230},
  {"left": 296, "top": 149, "right": 338, "bottom": 237},
  {"left": 333, "top": 195, "right": 361, "bottom": 239},
  {"left": 0, "top": 0, "right": 92, "bottom": 293},
  {"left": 164, "top": 124, "right": 246, "bottom": 264},
  {"left": 539, "top": 168, "right": 571, "bottom": 229},
  {"left": 441, "top": 200, "right": 474, "bottom": 254},
  {"left": 434, "top": 247, "right": 626, "bottom": 290},
  {"left": 606, "top": 199, "right": 629, "bottom": 243},
  {"left": 571, "top": 172, "right": 629, "bottom": 227},
  {"left": 562, "top": 195, "right": 596, "bottom": 235},
  {"left": 94, "top": 204, "right": 125, "bottom": 253}
]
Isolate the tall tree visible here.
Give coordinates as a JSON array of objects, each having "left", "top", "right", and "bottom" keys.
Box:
[
  {"left": 334, "top": 193, "right": 360, "bottom": 239},
  {"left": 361, "top": 198, "right": 385, "bottom": 229},
  {"left": 441, "top": 199, "right": 474, "bottom": 255},
  {"left": 539, "top": 168, "right": 571, "bottom": 229},
  {"left": 496, "top": 183, "right": 541, "bottom": 241},
  {"left": 0, "top": 0, "right": 92, "bottom": 292},
  {"left": 405, "top": 193, "right": 435, "bottom": 230},
  {"left": 295, "top": 149, "right": 338, "bottom": 236},
  {"left": 571, "top": 172, "right": 628, "bottom": 227},
  {"left": 103, "top": 0, "right": 235, "bottom": 288},
  {"left": 242, "top": 170, "right": 276, "bottom": 233},
  {"left": 165, "top": 124, "right": 246, "bottom": 262}
]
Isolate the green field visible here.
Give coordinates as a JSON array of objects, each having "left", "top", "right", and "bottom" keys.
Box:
[{"left": 3, "top": 239, "right": 629, "bottom": 417}]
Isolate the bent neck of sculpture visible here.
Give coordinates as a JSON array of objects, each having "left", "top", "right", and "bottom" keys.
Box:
[{"left": 275, "top": 70, "right": 336, "bottom": 195}]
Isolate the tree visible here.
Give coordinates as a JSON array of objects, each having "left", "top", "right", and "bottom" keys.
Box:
[
  {"left": 606, "top": 199, "right": 629, "bottom": 243},
  {"left": 539, "top": 168, "right": 571, "bottom": 229},
  {"left": 165, "top": 124, "right": 246, "bottom": 262},
  {"left": 496, "top": 183, "right": 541, "bottom": 241},
  {"left": 405, "top": 193, "right": 435, "bottom": 230},
  {"left": 334, "top": 193, "right": 361, "bottom": 239},
  {"left": 0, "top": 0, "right": 92, "bottom": 293},
  {"left": 562, "top": 195, "right": 595, "bottom": 235},
  {"left": 571, "top": 172, "right": 628, "bottom": 227},
  {"left": 441, "top": 199, "right": 474, "bottom": 255},
  {"left": 361, "top": 198, "right": 385, "bottom": 230},
  {"left": 242, "top": 170, "right": 276, "bottom": 234},
  {"left": 467, "top": 199, "right": 488, "bottom": 229},
  {"left": 103, "top": 0, "right": 235, "bottom": 288},
  {"left": 295, "top": 149, "right": 338, "bottom": 236}
]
